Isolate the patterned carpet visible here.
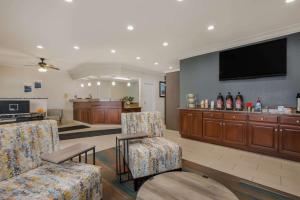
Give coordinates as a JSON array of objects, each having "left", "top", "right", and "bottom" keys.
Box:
[{"left": 93, "top": 148, "right": 298, "bottom": 200}]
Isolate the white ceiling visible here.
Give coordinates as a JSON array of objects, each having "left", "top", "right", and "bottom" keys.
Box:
[{"left": 0, "top": 0, "right": 300, "bottom": 73}]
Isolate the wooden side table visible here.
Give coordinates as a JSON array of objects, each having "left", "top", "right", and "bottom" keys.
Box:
[
  {"left": 137, "top": 172, "right": 238, "bottom": 200},
  {"left": 41, "top": 143, "right": 96, "bottom": 165}
]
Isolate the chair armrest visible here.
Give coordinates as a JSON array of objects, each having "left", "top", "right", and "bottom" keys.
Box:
[{"left": 117, "top": 133, "right": 148, "bottom": 141}]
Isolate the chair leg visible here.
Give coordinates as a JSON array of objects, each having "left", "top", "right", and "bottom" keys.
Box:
[{"left": 134, "top": 179, "right": 139, "bottom": 191}]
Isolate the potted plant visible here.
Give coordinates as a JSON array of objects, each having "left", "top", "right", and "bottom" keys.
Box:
[{"left": 122, "top": 96, "right": 134, "bottom": 105}]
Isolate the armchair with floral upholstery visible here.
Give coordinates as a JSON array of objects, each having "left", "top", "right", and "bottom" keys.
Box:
[{"left": 120, "top": 112, "right": 182, "bottom": 190}]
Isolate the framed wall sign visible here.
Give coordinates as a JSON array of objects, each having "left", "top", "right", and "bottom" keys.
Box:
[{"left": 159, "top": 81, "right": 166, "bottom": 97}]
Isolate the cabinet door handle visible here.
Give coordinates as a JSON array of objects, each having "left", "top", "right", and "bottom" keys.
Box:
[
  {"left": 260, "top": 118, "right": 264, "bottom": 121},
  {"left": 233, "top": 116, "right": 236, "bottom": 119},
  {"left": 280, "top": 129, "right": 283, "bottom": 132},
  {"left": 274, "top": 129, "right": 278, "bottom": 132},
  {"left": 297, "top": 120, "right": 300, "bottom": 124},
  {"left": 223, "top": 122, "right": 226, "bottom": 126},
  {"left": 219, "top": 122, "right": 222, "bottom": 126}
]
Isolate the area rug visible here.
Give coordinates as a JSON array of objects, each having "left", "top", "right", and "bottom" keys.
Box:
[
  {"left": 58, "top": 125, "right": 90, "bottom": 132},
  {"left": 59, "top": 128, "right": 121, "bottom": 140},
  {"left": 94, "top": 148, "right": 298, "bottom": 200}
]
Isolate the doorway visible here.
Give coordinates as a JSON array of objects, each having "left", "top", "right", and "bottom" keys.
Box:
[{"left": 142, "top": 82, "right": 155, "bottom": 111}]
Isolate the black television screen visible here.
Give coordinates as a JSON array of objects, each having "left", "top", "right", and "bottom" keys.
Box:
[
  {"left": 0, "top": 100, "right": 30, "bottom": 115},
  {"left": 219, "top": 38, "right": 287, "bottom": 81}
]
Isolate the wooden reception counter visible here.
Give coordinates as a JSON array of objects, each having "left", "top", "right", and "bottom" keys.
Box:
[{"left": 71, "top": 99, "right": 141, "bottom": 124}]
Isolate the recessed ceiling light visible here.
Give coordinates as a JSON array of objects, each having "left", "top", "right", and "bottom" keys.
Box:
[
  {"left": 73, "top": 46, "right": 80, "bottom": 50},
  {"left": 136, "top": 56, "right": 141, "bottom": 60},
  {"left": 65, "top": 0, "right": 73, "bottom": 3},
  {"left": 112, "top": 81, "right": 116, "bottom": 86},
  {"left": 87, "top": 82, "right": 92, "bottom": 87},
  {"left": 169, "top": 66, "right": 173, "bottom": 70},
  {"left": 97, "top": 81, "right": 101, "bottom": 86},
  {"left": 177, "top": 0, "right": 184, "bottom": 2},
  {"left": 111, "top": 49, "right": 116, "bottom": 54},
  {"left": 154, "top": 62, "right": 159, "bottom": 65},
  {"left": 163, "top": 42, "right": 169, "bottom": 47},
  {"left": 127, "top": 82, "right": 131, "bottom": 87},
  {"left": 208, "top": 25, "right": 215, "bottom": 31},
  {"left": 127, "top": 25, "right": 134, "bottom": 31},
  {"left": 36, "top": 45, "right": 44, "bottom": 49},
  {"left": 285, "top": 0, "right": 295, "bottom": 3},
  {"left": 80, "top": 83, "right": 84, "bottom": 88}
]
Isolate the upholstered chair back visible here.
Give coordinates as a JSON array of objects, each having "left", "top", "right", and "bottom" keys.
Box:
[
  {"left": 121, "top": 112, "right": 164, "bottom": 137},
  {"left": 0, "top": 120, "right": 59, "bottom": 181}
]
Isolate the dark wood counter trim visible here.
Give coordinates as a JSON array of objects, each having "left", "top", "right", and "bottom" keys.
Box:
[{"left": 180, "top": 109, "right": 300, "bottom": 162}]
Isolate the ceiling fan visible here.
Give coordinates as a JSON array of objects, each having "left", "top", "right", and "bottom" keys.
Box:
[{"left": 24, "top": 58, "right": 60, "bottom": 72}]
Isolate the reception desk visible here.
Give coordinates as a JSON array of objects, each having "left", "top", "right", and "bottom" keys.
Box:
[{"left": 71, "top": 99, "right": 141, "bottom": 124}]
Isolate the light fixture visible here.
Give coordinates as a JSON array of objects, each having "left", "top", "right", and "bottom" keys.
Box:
[
  {"left": 112, "top": 81, "right": 116, "bottom": 86},
  {"left": 114, "top": 76, "right": 131, "bottom": 81},
  {"left": 286, "top": 0, "right": 295, "bottom": 3},
  {"left": 207, "top": 25, "right": 215, "bottom": 31},
  {"left": 169, "top": 66, "right": 173, "bottom": 70},
  {"left": 73, "top": 46, "right": 80, "bottom": 50},
  {"left": 136, "top": 56, "right": 141, "bottom": 60},
  {"left": 97, "top": 81, "right": 101, "bottom": 86},
  {"left": 163, "top": 42, "right": 169, "bottom": 47},
  {"left": 111, "top": 49, "right": 116, "bottom": 54},
  {"left": 177, "top": 0, "right": 184, "bottom": 2},
  {"left": 127, "top": 25, "right": 134, "bottom": 31},
  {"left": 154, "top": 62, "right": 159, "bottom": 65},
  {"left": 127, "top": 82, "right": 131, "bottom": 87},
  {"left": 38, "top": 67, "right": 47, "bottom": 72},
  {"left": 65, "top": 0, "right": 73, "bottom": 3},
  {"left": 88, "top": 82, "right": 92, "bottom": 87},
  {"left": 36, "top": 45, "right": 44, "bottom": 49},
  {"left": 80, "top": 83, "right": 84, "bottom": 88}
]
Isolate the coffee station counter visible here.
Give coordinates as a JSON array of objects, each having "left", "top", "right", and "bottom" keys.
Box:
[{"left": 179, "top": 108, "right": 300, "bottom": 162}]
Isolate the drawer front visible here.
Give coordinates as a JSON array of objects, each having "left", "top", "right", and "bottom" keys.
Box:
[
  {"left": 249, "top": 114, "right": 278, "bottom": 123},
  {"left": 224, "top": 113, "right": 248, "bottom": 121},
  {"left": 280, "top": 116, "right": 300, "bottom": 126},
  {"left": 203, "top": 112, "right": 223, "bottom": 119}
]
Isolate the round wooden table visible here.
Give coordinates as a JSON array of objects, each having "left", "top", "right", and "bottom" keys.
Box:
[{"left": 137, "top": 172, "right": 238, "bottom": 200}]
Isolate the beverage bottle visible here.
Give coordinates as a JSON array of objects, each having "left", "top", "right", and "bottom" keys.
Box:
[
  {"left": 226, "top": 92, "right": 234, "bottom": 110},
  {"left": 297, "top": 93, "right": 300, "bottom": 113},
  {"left": 235, "top": 92, "right": 244, "bottom": 111},
  {"left": 216, "top": 93, "right": 224, "bottom": 110},
  {"left": 255, "top": 97, "right": 262, "bottom": 112}
]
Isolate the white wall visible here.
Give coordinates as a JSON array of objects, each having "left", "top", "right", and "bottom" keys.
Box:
[
  {"left": 77, "top": 80, "right": 139, "bottom": 102},
  {"left": 0, "top": 66, "right": 79, "bottom": 122},
  {"left": 0, "top": 65, "right": 166, "bottom": 122}
]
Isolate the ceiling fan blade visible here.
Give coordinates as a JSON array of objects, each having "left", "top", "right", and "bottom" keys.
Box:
[
  {"left": 24, "top": 64, "right": 38, "bottom": 67},
  {"left": 47, "top": 66, "right": 60, "bottom": 70}
]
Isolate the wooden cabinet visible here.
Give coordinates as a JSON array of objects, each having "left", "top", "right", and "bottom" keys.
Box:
[
  {"left": 179, "top": 109, "right": 300, "bottom": 162},
  {"left": 180, "top": 111, "right": 202, "bottom": 139},
  {"left": 203, "top": 118, "right": 222, "bottom": 142},
  {"left": 222, "top": 120, "right": 247, "bottom": 147},
  {"left": 248, "top": 122, "right": 278, "bottom": 153},
  {"left": 279, "top": 125, "right": 300, "bottom": 159}
]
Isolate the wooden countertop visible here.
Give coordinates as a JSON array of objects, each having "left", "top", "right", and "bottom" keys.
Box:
[{"left": 178, "top": 108, "right": 300, "bottom": 116}]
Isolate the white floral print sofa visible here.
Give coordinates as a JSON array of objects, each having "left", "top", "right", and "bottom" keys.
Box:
[
  {"left": 121, "top": 112, "right": 182, "bottom": 189},
  {"left": 0, "top": 120, "right": 102, "bottom": 200}
]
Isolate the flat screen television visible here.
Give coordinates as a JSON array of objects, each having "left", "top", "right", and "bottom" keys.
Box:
[
  {"left": 219, "top": 38, "right": 287, "bottom": 81},
  {"left": 0, "top": 100, "right": 30, "bottom": 115}
]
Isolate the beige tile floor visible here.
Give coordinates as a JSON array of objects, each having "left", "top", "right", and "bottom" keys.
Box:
[{"left": 59, "top": 129, "right": 300, "bottom": 197}]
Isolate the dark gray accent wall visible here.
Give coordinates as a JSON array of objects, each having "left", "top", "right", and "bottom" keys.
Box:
[
  {"left": 166, "top": 71, "right": 180, "bottom": 131},
  {"left": 180, "top": 33, "right": 300, "bottom": 108}
]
